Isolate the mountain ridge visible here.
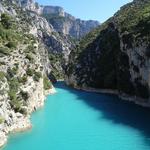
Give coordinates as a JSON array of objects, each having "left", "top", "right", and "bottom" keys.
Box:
[{"left": 19, "top": 0, "right": 100, "bottom": 39}]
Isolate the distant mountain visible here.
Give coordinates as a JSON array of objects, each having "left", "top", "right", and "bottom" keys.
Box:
[
  {"left": 41, "top": 6, "right": 100, "bottom": 39},
  {"left": 19, "top": 0, "right": 100, "bottom": 39}
]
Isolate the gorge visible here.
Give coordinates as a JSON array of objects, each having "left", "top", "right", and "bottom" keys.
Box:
[
  {"left": 0, "top": 0, "right": 99, "bottom": 147},
  {"left": 2, "top": 82, "right": 150, "bottom": 150},
  {"left": 0, "top": 0, "right": 150, "bottom": 149}
]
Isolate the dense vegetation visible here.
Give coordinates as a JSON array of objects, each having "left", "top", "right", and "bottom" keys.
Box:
[
  {"left": 67, "top": 0, "right": 150, "bottom": 100},
  {"left": 0, "top": 116, "right": 4, "bottom": 124},
  {"left": 0, "top": 13, "right": 20, "bottom": 56},
  {"left": 49, "top": 53, "right": 64, "bottom": 80},
  {"left": 43, "top": 76, "right": 52, "bottom": 90},
  {"left": 0, "top": 11, "right": 52, "bottom": 116}
]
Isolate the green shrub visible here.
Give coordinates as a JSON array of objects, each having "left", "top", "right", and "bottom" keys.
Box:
[
  {"left": 0, "top": 29, "right": 6, "bottom": 41},
  {"left": 0, "top": 71, "right": 5, "bottom": 81},
  {"left": 9, "top": 78, "right": 19, "bottom": 93},
  {"left": 18, "top": 75, "right": 27, "bottom": 84},
  {"left": 8, "top": 77, "right": 19, "bottom": 107},
  {"left": 48, "top": 53, "right": 64, "bottom": 79},
  {"left": 33, "top": 71, "right": 42, "bottom": 82},
  {"left": 8, "top": 88, "right": 27, "bottom": 115},
  {"left": 14, "top": 63, "right": 19, "bottom": 67},
  {"left": 0, "top": 19, "right": 20, "bottom": 44},
  {"left": 7, "top": 67, "right": 18, "bottom": 80},
  {"left": 43, "top": 76, "right": 52, "bottom": 90},
  {"left": 0, "top": 116, "right": 4, "bottom": 124},
  {"left": 26, "top": 53, "right": 34, "bottom": 62},
  {"left": 7, "top": 77, "right": 28, "bottom": 115},
  {"left": 26, "top": 68, "right": 34, "bottom": 76},
  {"left": 0, "top": 27, "right": 13, "bottom": 42},
  {"left": 6, "top": 41, "right": 17, "bottom": 49},
  {"left": 25, "top": 44, "right": 36, "bottom": 54},
  {"left": 0, "top": 46, "right": 11, "bottom": 55},
  {"left": 7, "top": 67, "right": 15, "bottom": 80},
  {"left": 1, "top": 13, "right": 13, "bottom": 29},
  {"left": 9, "top": 98, "right": 22, "bottom": 113},
  {"left": 51, "top": 69, "right": 64, "bottom": 80},
  {"left": 19, "top": 107, "right": 27, "bottom": 115},
  {"left": 12, "top": 66, "right": 18, "bottom": 75},
  {"left": 49, "top": 53, "right": 63, "bottom": 63},
  {"left": 20, "top": 90, "right": 29, "bottom": 101},
  {"left": 8, "top": 90, "right": 17, "bottom": 101}
]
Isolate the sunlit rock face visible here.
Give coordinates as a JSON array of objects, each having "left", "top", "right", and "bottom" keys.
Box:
[
  {"left": 0, "top": 0, "right": 99, "bottom": 147},
  {"left": 18, "top": 0, "right": 100, "bottom": 39},
  {"left": 42, "top": 6, "right": 100, "bottom": 39}
]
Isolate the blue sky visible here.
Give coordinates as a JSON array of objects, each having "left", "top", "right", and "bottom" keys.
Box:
[{"left": 36, "top": 0, "right": 133, "bottom": 22}]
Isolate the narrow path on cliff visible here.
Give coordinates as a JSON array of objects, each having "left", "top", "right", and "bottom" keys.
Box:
[{"left": 2, "top": 82, "right": 150, "bottom": 150}]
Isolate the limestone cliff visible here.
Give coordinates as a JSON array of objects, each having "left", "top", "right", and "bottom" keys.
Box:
[
  {"left": 0, "top": 0, "right": 56, "bottom": 147},
  {"left": 42, "top": 6, "right": 100, "bottom": 39},
  {"left": 18, "top": 0, "right": 100, "bottom": 39},
  {"left": 12, "top": 0, "right": 99, "bottom": 80},
  {"left": 0, "top": 0, "right": 97, "bottom": 147},
  {"left": 66, "top": 0, "right": 150, "bottom": 106}
]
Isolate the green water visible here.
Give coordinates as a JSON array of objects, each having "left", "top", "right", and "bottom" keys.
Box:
[{"left": 2, "top": 82, "right": 150, "bottom": 150}]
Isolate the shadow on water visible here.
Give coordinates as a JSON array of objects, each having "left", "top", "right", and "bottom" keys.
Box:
[{"left": 55, "top": 82, "right": 150, "bottom": 145}]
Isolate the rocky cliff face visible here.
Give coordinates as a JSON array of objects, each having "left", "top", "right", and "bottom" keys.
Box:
[
  {"left": 42, "top": 6, "right": 65, "bottom": 17},
  {"left": 0, "top": 0, "right": 57, "bottom": 147},
  {"left": 66, "top": 0, "right": 150, "bottom": 106},
  {"left": 42, "top": 6, "right": 100, "bottom": 39},
  {"left": 18, "top": 0, "right": 100, "bottom": 39},
  {"left": 0, "top": 0, "right": 99, "bottom": 147},
  {"left": 14, "top": 0, "right": 100, "bottom": 79}
]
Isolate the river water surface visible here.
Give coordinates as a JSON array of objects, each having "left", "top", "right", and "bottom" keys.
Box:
[{"left": 2, "top": 82, "right": 150, "bottom": 150}]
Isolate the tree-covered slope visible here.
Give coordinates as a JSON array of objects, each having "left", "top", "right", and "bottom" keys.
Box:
[{"left": 66, "top": 0, "right": 150, "bottom": 104}]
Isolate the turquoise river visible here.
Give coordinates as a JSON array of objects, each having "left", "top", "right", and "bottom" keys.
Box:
[{"left": 1, "top": 82, "right": 150, "bottom": 150}]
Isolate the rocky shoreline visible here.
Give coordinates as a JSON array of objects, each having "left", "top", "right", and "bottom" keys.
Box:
[
  {"left": 0, "top": 116, "right": 32, "bottom": 148},
  {"left": 0, "top": 87, "right": 56, "bottom": 148},
  {"left": 71, "top": 85, "right": 150, "bottom": 108}
]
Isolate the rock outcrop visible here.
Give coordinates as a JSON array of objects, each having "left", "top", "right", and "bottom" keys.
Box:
[
  {"left": 66, "top": 0, "right": 150, "bottom": 106},
  {"left": 42, "top": 6, "right": 100, "bottom": 39},
  {"left": 0, "top": 0, "right": 57, "bottom": 147},
  {"left": 13, "top": 0, "right": 100, "bottom": 80},
  {"left": 18, "top": 0, "right": 100, "bottom": 39}
]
